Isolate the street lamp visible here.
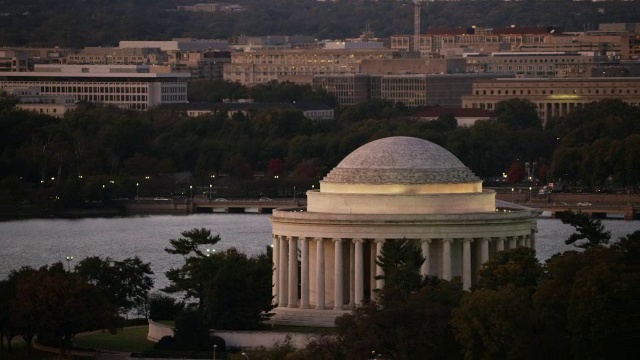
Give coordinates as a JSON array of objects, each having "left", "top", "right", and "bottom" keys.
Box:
[
  {"left": 136, "top": 182, "right": 139, "bottom": 198},
  {"left": 293, "top": 185, "right": 296, "bottom": 202},
  {"left": 209, "top": 184, "right": 212, "bottom": 199},
  {"left": 66, "top": 256, "right": 74, "bottom": 272},
  {"left": 511, "top": 187, "right": 514, "bottom": 203},
  {"left": 189, "top": 185, "right": 193, "bottom": 198},
  {"left": 241, "top": 352, "right": 249, "bottom": 359},
  {"left": 213, "top": 344, "right": 217, "bottom": 360},
  {"left": 206, "top": 248, "right": 216, "bottom": 257},
  {"left": 529, "top": 186, "right": 532, "bottom": 202}
]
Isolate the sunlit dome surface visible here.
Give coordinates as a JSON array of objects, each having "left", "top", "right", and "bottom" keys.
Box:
[{"left": 322, "top": 136, "right": 479, "bottom": 184}]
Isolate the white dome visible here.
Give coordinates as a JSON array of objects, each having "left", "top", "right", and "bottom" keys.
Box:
[{"left": 323, "top": 136, "right": 479, "bottom": 184}]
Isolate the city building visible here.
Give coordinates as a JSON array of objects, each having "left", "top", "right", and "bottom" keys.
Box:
[
  {"left": 7, "top": 88, "right": 76, "bottom": 118},
  {"left": 183, "top": 100, "right": 334, "bottom": 120},
  {"left": 223, "top": 48, "right": 398, "bottom": 85},
  {"left": 409, "top": 106, "right": 495, "bottom": 127},
  {"left": 0, "top": 64, "right": 190, "bottom": 110},
  {"left": 313, "top": 73, "right": 510, "bottom": 107},
  {"left": 461, "top": 77, "right": 640, "bottom": 124},
  {"left": 270, "top": 136, "right": 538, "bottom": 326},
  {"left": 464, "top": 52, "right": 612, "bottom": 78}
]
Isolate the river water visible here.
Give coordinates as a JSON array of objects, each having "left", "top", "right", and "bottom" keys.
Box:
[{"left": 0, "top": 214, "right": 638, "bottom": 290}]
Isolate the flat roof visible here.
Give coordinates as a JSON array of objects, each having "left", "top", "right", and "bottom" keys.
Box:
[{"left": 1, "top": 72, "right": 190, "bottom": 79}]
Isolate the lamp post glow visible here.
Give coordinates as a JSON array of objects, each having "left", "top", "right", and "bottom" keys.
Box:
[
  {"left": 189, "top": 185, "right": 193, "bottom": 198},
  {"left": 66, "top": 256, "right": 74, "bottom": 272},
  {"left": 209, "top": 184, "right": 212, "bottom": 199},
  {"left": 136, "top": 183, "right": 139, "bottom": 198},
  {"left": 206, "top": 248, "right": 215, "bottom": 257},
  {"left": 241, "top": 352, "right": 249, "bottom": 359},
  {"left": 213, "top": 344, "right": 217, "bottom": 360}
]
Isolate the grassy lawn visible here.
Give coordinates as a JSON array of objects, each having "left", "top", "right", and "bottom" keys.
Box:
[{"left": 74, "top": 326, "right": 156, "bottom": 353}]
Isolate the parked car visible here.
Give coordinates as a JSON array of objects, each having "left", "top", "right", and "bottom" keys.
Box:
[
  {"left": 259, "top": 197, "right": 272, "bottom": 202},
  {"left": 214, "top": 198, "right": 228, "bottom": 202},
  {"left": 154, "top": 197, "right": 170, "bottom": 201},
  {"left": 576, "top": 202, "right": 592, "bottom": 206}
]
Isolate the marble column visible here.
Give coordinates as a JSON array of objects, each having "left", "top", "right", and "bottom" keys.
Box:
[
  {"left": 375, "top": 239, "right": 386, "bottom": 290},
  {"left": 278, "top": 236, "right": 288, "bottom": 307},
  {"left": 354, "top": 239, "right": 364, "bottom": 306},
  {"left": 349, "top": 241, "right": 355, "bottom": 308},
  {"left": 524, "top": 235, "right": 531, "bottom": 248},
  {"left": 288, "top": 236, "right": 298, "bottom": 308},
  {"left": 462, "top": 238, "right": 473, "bottom": 290},
  {"left": 333, "top": 239, "right": 344, "bottom": 310},
  {"left": 370, "top": 241, "right": 377, "bottom": 300},
  {"left": 315, "top": 238, "right": 325, "bottom": 310},
  {"left": 496, "top": 237, "right": 505, "bottom": 252},
  {"left": 272, "top": 235, "right": 279, "bottom": 303},
  {"left": 530, "top": 231, "right": 536, "bottom": 251},
  {"left": 300, "top": 237, "right": 309, "bottom": 309},
  {"left": 517, "top": 235, "right": 525, "bottom": 248},
  {"left": 480, "top": 238, "right": 490, "bottom": 264},
  {"left": 420, "top": 239, "right": 431, "bottom": 277},
  {"left": 509, "top": 236, "right": 517, "bottom": 249},
  {"left": 442, "top": 239, "right": 452, "bottom": 281}
]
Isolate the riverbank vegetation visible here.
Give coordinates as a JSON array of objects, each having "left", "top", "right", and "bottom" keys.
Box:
[{"left": 2, "top": 81, "right": 639, "bottom": 218}]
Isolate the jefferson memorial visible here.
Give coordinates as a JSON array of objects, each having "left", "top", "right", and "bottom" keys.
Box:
[{"left": 270, "top": 136, "right": 538, "bottom": 326}]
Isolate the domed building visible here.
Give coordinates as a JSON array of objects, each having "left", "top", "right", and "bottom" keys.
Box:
[{"left": 270, "top": 136, "right": 538, "bottom": 326}]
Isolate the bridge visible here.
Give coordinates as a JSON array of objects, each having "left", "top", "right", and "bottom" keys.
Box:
[
  {"left": 126, "top": 197, "right": 305, "bottom": 215},
  {"left": 126, "top": 193, "right": 639, "bottom": 220}
]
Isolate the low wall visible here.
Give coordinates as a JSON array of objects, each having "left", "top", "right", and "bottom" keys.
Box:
[
  {"left": 147, "top": 321, "right": 323, "bottom": 349},
  {"left": 148, "top": 320, "right": 175, "bottom": 342}
]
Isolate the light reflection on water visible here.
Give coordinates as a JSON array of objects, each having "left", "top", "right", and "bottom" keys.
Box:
[{"left": 0, "top": 215, "right": 637, "bottom": 289}]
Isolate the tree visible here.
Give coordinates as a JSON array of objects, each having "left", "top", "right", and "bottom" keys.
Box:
[
  {"left": 452, "top": 285, "right": 537, "bottom": 360},
  {"left": 202, "top": 248, "right": 275, "bottom": 330},
  {"left": 494, "top": 98, "right": 542, "bottom": 131},
  {"left": 75, "top": 256, "right": 154, "bottom": 316},
  {"left": 11, "top": 265, "right": 117, "bottom": 357},
  {"left": 336, "top": 277, "right": 464, "bottom": 360},
  {"left": 163, "top": 228, "right": 221, "bottom": 309},
  {"left": 148, "top": 293, "right": 185, "bottom": 321},
  {"left": 475, "top": 247, "right": 544, "bottom": 294},
  {"left": 376, "top": 238, "right": 425, "bottom": 308},
  {"left": 506, "top": 160, "right": 525, "bottom": 184},
  {"left": 560, "top": 210, "right": 611, "bottom": 249}
]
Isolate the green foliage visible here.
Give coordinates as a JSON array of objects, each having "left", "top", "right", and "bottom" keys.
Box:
[
  {"left": 476, "top": 247, "right": 544, "bottom": 294},
  {"left": 163, "top": 229, "right": 274, "bottom": 330},
  {"left": 148, "top": 293, "right": 185, "bottom": 321},
  {"left": 452, "top": 285, "right": 537, "bottom": 360},
  {"left": 202, "top": 248, "right": 275, "bottom": 330},
  {"left": 376, "top": 238, "right": 425, "bottom": 308},
  {"left": 560, "top": 210, "right": 611, "bottom": 249},
  {"left": 75, "top": 255, "right": 154, "bottom": 315},
  {"left": 3, "top": 1, "right": 640, "bottom": 47},
  {"left": 336, "top": 277, "right": 464, "bottom": 360},
  {"left": 495, "top": 98, "right": 542, "bottom": 131}
]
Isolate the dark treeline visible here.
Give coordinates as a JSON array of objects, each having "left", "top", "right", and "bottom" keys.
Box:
[
  {"left": 1, "top": 82, "right": 640, "bottom": 213},
  {"left": 2, "top": 0, "right": 639, "bottom": 47}
]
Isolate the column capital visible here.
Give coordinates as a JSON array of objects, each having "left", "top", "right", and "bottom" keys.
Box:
[
  {"left": 443, "top": 238, "right": 453, "bottom": 244},
  {"left": 421, "top": 238, "right": 432, "bottom": 244},
  {"left": 332, "top": 238, "right": 343, "bottom": 244},
  {"left": 374, "top": 238, "right": 386, "bottom": 244},
  {"left": 463, "top": 238, "right": 474, "bottom": 244},
  {"left": 352, "top": 238, "right": 364, "bottom": 244},
  {"left": 315, "top": 237, "right": 323, "bottom": 243}
]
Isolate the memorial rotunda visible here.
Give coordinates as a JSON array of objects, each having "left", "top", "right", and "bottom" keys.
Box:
[{"left": 270, "top": 136, "right": 538, "bottom": 326}]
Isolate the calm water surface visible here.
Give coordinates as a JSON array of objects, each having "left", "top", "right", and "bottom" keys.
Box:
[{"left": 0, "top": 214, "right": 638, "bottom": 289}]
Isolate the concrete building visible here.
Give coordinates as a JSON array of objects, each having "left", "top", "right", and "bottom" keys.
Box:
[
  {"left": 119, "top": 39, "right": 228, "bottom": 52},
  {"left": 464, "top": 52, "right": 612, "bottom": 78},
  {"left": 8, "top": 87, "right": 76, "bottom": 118},
  {"left": 223, "top": 49, "right": 398, "bottom": 85},
  {"left": 410, "top": 106, "right": 495, "bottom": 127},
  {"left": 313, "top": 73, "right": 510, "bottom": 107},
  {"left": 0, "top": 64, "right": 189, "bottom": 111},
  {"left": 461, "top": 77, "right": 640, "bottom": 124},
  {"left": 270, "top": 136, "right": 538, "bottom": 326}
]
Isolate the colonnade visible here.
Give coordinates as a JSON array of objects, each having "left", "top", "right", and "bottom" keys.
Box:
[{"left": 272, "top": 232, "right": 536, "bottom": 310}]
